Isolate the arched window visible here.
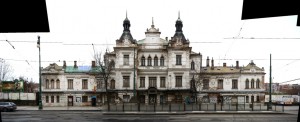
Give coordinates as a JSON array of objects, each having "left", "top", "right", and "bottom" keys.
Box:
[
  {"left": 154, "top": 55, "right": 158, "bottom": 66},
  {"left": 256, "top": 79, "right": 260, "bottom": 88},
  {"left": 251, "top": 79, "right": 255, "bottom": 88},
  {"left": 191, "top": 60, "right": 195, "bottom": 70},
  {"left": 141, "top": 56, "right": 145, "bottom": 66},
  {"left": 45, "top": 79, "right": 49, "bottom": 89},
  {"left": 56, "top": 79, "right": 60, "bottom": 89},
  {"left": 110, "top": 79, "right": 115, "bottom": 89},
  {"left": 50, "top": 79, "right": 55, "bottom": 89},
  {"left": 160, "top": 56, "right": 164, "bottom": 66},
  {"left": 147, "top": 55, "right": 152, "bottom": 66},
  {"left": 245, "top": 79, "right": 249, "bottom": 89}
]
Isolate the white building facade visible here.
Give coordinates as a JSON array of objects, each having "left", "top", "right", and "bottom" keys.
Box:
[{"left": 199, "top": 58, "right": 266, "bottom": 104}]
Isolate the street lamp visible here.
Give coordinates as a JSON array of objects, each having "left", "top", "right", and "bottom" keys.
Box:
[{"left": 37, "top": 35, "right": 43, "bottom": 110}]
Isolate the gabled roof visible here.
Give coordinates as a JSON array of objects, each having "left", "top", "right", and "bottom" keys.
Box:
[
  {"left": 242, "top": 61, "right": 264, "bottom": 71},
  {"left": 43, "top": 63, "right": 63, "bottom": 71}
]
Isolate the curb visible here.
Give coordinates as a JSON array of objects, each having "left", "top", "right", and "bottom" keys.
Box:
[{"left": 102, "top": 111, "right": 286, "bottom": 115}]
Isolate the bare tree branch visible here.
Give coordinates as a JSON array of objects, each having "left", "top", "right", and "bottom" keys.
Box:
[{"left": 0, "top": 61, "right": 13, "bottom": 81}]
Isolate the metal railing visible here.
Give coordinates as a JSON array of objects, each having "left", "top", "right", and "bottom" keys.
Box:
[{"left": 104, "top": 102, "right": 285, "bottom": 112}]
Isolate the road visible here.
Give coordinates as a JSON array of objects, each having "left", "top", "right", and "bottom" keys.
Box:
[{"left": 1, "top": 110, "right": 298, "bottom": 122}]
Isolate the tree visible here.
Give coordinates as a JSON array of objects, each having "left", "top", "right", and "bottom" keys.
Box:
[
  {"left": 94, "top": 51, "right": 115, "bottom": 111},
  {"left": 0, "top": 59, "right": 13, "bottom": 81}
]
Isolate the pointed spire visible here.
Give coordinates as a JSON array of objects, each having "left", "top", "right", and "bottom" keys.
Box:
[
  {"left": 126, "top": 10, "right": 128, "bottom": 19},
  {"left": 151, "top": 17, "right": 154, "bottom": 28},
  {"left": 178, "top": 11, "right": 180, "bottom": 19}
]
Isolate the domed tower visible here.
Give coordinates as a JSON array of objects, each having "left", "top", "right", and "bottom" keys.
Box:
[
  {"left": 116, "top": 11, "right": 136, "bottom": 46},
  {"left": 170, "top": 11, "right": 189, "bottom": 47}
]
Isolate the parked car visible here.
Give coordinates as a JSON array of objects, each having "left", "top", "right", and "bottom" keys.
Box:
[{"left": 0, "top": 102, "right": 17, "bottom": 112}]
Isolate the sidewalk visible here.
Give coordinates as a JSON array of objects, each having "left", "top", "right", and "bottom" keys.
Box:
[
  {"left": 102, "top": 111, "right": 286, "bottom": 115},
  {"left": 17, "top": 106, "right": 102, "bottom": 111}
]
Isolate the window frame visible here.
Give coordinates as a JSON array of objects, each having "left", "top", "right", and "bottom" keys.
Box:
[
  {"left": 123, "top": 76, "right": 130, "bottom": 87},
  {"left": 82, "top": 79, "right": 88, "bottom": 89},
  {"left": 67, "top": 79, "right": 73, "bottom": 89},
  {"left": 176, "top": 55, "right": 182, "bottom": 65},
  {"left": 160, "top": 77, "right": 166, "bottom": 88},
  {"left": 123, "top": 55, "right": 129, "bottom": 65},
  {"left": 175, "top": 76, "right": 182, "bottom": 87},
  {"left": 140, "top": 77, "right": 145, "bottom": 88}
]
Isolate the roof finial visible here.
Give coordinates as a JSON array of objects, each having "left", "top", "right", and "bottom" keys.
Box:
[
  {"left": 178, "top": 11, "right": 180, "bottom": 19},
  {"left": 126, "top": 10, "right": 128, "bottom": 19},
  {"left": 151, "top": 17, "right": 154, "bottom": 28}
]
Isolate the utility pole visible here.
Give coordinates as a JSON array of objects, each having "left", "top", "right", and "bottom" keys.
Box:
[
  {"left": 37, "top": 36, "right": 43, "bottom": 110},
  {"left": 268, "top": 54, "right": 272, "bottom": 110}
]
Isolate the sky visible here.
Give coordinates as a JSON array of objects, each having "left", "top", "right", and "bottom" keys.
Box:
[{"left": 0, "top": 0, "right": 300, "bottom": 84}]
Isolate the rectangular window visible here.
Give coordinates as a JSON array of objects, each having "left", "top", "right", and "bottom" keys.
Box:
[
  {"left": 124, "top": 55, "right": 129, "bottom": 65},
  {"left": 256, "top": 96, "right": 260, "bottom": 102},
  {"left": 218, "top": 79, "right": 223, "bottom": 89},
  {"left": 82, "top": 96, "right": 88, "bottom": 102},
  {"left": 46, "top": 96, "right": 49, "bottom": 103},
  {"left": 51, "top": 96, "right": 54, "bottom": 103},
  {"left": 175, "top": 76, "right": 182, "bottom": 87},
  {"left": 140, "top": 77, "right": 145, "bottom": 88},
  {"left": 160, "top": 77, "right": 166, "bottom": 88},
  {"left": 67, "top": 79, "right": 73, "bottom": 89},
  {"left": 97, "top": 78, "right": 103, "bottom": 89},
  {"left": 176, "top": 55, "right": 182, "bottom": 65},
  {"left": 82, "top": 79, "right": 88, "bottom": 89},
  {"left": 246, "top": 96, "right": 249, "bottom": 103},
  {"left": 56, "top": 96, "right": 60, "bottom": 103},
  {"left": 203, "top": 79, "right": 209, "bottom": 89},
  {"left": 232, "top": 79, "right": 238, "bottom": 89},
  {"left": 123, "top": 76, "right": 130, "bottom": 87},
  {"left": 149, "top": 77, "right": 157, "bottom": 87}
]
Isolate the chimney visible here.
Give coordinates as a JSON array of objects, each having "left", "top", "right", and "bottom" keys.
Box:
[
  {"left": 74, "top": 61, "right": 78, "bottom": 68},
  {"left": 206, "top": 56, "right": 210, "bottom": 67},
  {"left": 211, "top": 57, "right": 214, "bottom": 70},
  {"left": 63, "top": 60, "right": 66, "bottom": 68},
  {"left": 236, "top": 60, "right": 239, "bottom": 69},
  {"left": 165, "top": 37, "right": 168, "bottom": 41},
  {"left": 223, "top": 62, "right": 226, "bottom": 67},
  {"left": 92, "top": 61, "right": 96, "bottom": 68}
]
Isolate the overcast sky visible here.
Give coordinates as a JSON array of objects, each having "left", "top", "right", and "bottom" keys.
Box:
[{"left": 0, "top": 0, "right": 300, "bottom": 84}]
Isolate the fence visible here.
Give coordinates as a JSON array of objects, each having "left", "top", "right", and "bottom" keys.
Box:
[{"left": 104, "top": 102, "right": 285, "bottom": 112}]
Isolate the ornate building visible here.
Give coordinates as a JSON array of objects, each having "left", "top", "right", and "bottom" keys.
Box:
[
  {"left": 41, "top": 13, "right": 265, "bottom": 107},
  {"left": 106, "top": 13, "right": 202, "bottom": 104}
]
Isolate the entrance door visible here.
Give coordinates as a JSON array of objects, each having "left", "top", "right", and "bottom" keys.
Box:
[
  {"left": 68, "top": 96, "right": 73, "bottom": 106},
  {"left": 91, "top": 97, "right": 96, "bottom": 106},
  {"left": 149, "top": 94, "right": 156, "bottom": 104},
  {"left": 160, "top": 95, "right": 166, "bottom": 104},
  {"left": 139, "top": 95, "right": 145, "bottom": 103}
]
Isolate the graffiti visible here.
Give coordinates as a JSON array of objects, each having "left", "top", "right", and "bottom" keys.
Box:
[
  {"left": 223, "top": 96, "right": 232, "bottom": 103},
  {"left": 209, "top": 97, "right": 217, "bottom": 103}
]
